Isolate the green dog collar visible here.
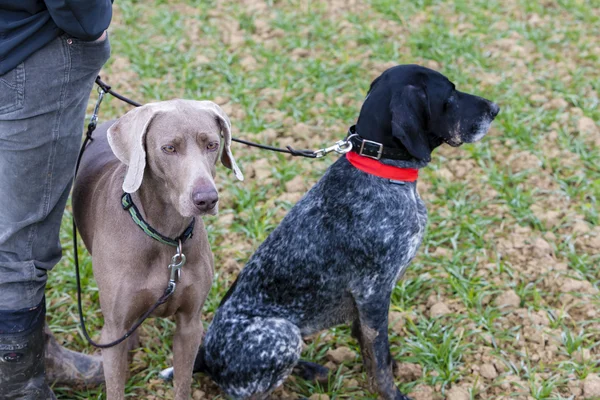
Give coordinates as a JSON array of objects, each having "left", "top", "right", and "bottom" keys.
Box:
[{"left": 121, "top": 193, "right": 194, "bottom": 247}]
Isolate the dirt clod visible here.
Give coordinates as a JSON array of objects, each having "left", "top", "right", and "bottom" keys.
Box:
[
  {"left": 560, "top": 278, "right": 594, "bottom": 294},
  {"left": 410, "top": 384, "right": 435, "bottom": 400},
  {"left": 573, "top": 348, "right": 591, "bottom": 363},
  {"left": 192, "top": 390, "right": 206, "bottom": 400},
  {"left": 531, "top": 237, "right": 553, "bottom": 258},
  {"left": 578, "top": 117, "right": 598, "bottom": 135},
  {"left": 480, "top": 363, "right": 498, "bottom": 379},
  {"left": 546, "top": 97, "right": 569, "bottom": 109},
  {"left": 249, "top": 158, "right": 272, "bottom": 180},
  {"left": 495, "top": 289, "right": 521, "bottom": 308},
  {"left": 394, "top": 362, "right": 422, "bottom": 383},
  {"left": 223, "top": 258, "right": 241, "bottom": 274},
  {"left": 218, "top": 213, "right": 235, "bottom": 227},
  {"left": 326, "top": 347, "right": 356, "bottom": 364},
  {"left": 572, "top": 219, "right": 591, "bottom": 235},
  {"left": 584, "top": 374, "right": 600, "bottom": 399},
  {"left": 285, "top": 176, "right": 306, "bottom": 193},
  {"left": 308, "top": 394, "right": 330, "bottom": 400},
  {"left": 446, "top": 386, "right": 470, "bottom": 400},
  {"left": 429, "top": 302, "right": 451, "bottom": 318},
  {"left": 568, "top": 378, "right": 583, "bottom": 397},
  {"left": 389, "top": 311, "right": 405, "bottom": 334},
  {"left": 343, "top": 378, "right": 359, "bottom": 389},
  {"left": 529, "top": 94, "right": 547, "bottom": 104}
]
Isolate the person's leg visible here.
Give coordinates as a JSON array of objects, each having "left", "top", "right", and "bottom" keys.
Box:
[{"left": 0, "top": 33, "right": 110, "bottom": 397}]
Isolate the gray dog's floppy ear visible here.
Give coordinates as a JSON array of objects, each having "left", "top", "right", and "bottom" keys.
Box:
[
  {"left": 390, "top": 85, "right": 432, "bottom": 162},
  {"left": 107, "top": 106, "right": 159, "bottom": 193},
  {"left": 199, "top": 101, "right": 244, "bottom": 181}
]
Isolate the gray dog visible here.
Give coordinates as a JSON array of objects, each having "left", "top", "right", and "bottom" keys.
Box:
[
  {"left": 72, "top": 100, "right": 243, "bottom": 400},
  {"left": 160, "top": 65, "right": 499, "bottom": 400}
]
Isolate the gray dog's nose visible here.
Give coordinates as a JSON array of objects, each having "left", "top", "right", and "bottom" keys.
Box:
[
  {"left": 489, "top": 102, "right": 500, "bottom": 119},
  {"left": 192, "top": 189, "right": 218, "bottom": 211}
]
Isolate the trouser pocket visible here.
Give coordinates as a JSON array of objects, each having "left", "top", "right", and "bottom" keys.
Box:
[{"left": 0, "top": 63, "right": 25, "bottom": 115}]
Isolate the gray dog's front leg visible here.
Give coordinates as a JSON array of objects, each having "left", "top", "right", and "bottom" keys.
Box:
[
  {"left": 172, "top": 312, "right": 203, "bottom": 400},
  {"left": 100, "top": 327, "right": 129, "bottom": 400}
]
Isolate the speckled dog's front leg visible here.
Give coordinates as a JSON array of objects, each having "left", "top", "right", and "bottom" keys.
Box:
[{"left": 352, "top": 295, "right": 412, "bottom": 400}]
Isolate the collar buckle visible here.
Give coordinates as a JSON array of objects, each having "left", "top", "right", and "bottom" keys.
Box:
[{"left": 359, "top": 139, "right": 384, "bottom": 160}]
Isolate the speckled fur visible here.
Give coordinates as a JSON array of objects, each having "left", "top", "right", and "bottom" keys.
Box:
[
  {"left": 195, "top": 65, "right": 499, "bottom": 400},
  {"left": 203, "top": 156, "right": 426, "bottom": 399}
]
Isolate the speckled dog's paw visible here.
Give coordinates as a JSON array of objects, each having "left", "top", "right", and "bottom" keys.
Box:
[
  {"left": 158, "top": 366, "right": 173, "bottom": 381},
  {"left": 292, "top": 360, "right": 330, "bottom": 385}
]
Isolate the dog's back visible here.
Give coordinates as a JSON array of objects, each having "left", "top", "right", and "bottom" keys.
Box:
[{"left": 72, "top": 121, "right": 122, "bottom": 253}]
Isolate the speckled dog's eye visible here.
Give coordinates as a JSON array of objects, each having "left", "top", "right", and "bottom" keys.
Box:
[
  {"left": 207, "top": 142, "right": 219, "bottom": 152},
  {"left": 444, "top": 95, "right": 455, "bottom": 111},
  {"left": 162, "top": 145, "right": 176, "bottom": 154}
]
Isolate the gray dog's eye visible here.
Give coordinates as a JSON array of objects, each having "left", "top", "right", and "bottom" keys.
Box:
[
  {"left": 207, "top": 142, "right": 219, "bottom": 152},
  {"left": 161, "top": 145, "right": 176, "bottom": 154}
]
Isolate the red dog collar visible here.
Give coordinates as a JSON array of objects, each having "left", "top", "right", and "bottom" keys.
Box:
[{"left": 346, "top": 151, "right": 418, "bottom": 182}]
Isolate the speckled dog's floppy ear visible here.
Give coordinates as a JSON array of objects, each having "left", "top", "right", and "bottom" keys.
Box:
[
  {"left": 390, "top": 85, "right": 432, "bottom": 162},
  {"left": 107, "top": 105, "right": 160, "bottom": 193}
]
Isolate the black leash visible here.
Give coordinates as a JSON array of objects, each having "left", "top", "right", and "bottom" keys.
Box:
[
  {"left": 94, "top": 76, "right": 318, "bottom": 158},
  {"left": 95, "top": 76, "right": 141, "bottom": 107},
  {"left": 72, "top": 76, "right": 381, "bottom": 348},
  {"left": 93, "top": 76, "right": 414, "bottom": 161},
  {"left": 73, "top": 221, "right": 175, "bottom": 348}
]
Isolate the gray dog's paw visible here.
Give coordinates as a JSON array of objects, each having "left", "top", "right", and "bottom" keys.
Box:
[{"left": 158, "top": 366, "right": 174, "bottom": 381}]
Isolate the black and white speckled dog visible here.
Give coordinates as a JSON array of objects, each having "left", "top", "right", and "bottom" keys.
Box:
[{"left": 162, "top": 65, "right": 499, "bottom": 399}]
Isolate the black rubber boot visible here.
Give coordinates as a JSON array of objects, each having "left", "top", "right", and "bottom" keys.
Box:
[
  {"left": 0, "top": 316, "right": 56, "bottom": 400},
  {"left": 44, "top": 323, "right": 104, "bottom": 387}
]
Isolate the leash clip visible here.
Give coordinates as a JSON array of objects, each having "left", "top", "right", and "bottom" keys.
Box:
[
  {"left": 89, "top": 87, "right": 105, "bottom": 130},
  {"left": 168, "top": 240, "right": 186, "bottom": 289},
  {"left": 313, "top": 134, "right": 357, "bottom": 158}
]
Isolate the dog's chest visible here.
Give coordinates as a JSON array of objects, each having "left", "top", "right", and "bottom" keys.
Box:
[
  {"left": 217, "top": 160, "right": 429, "bottom": 329},
  {"left": 375, "top": 185, "right": 427, "bottom": 277},
  {"left": 393, "top": 190, "right": 427, "bottom": 280}
]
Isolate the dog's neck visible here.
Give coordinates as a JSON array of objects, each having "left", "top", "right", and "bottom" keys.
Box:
[
  {"left": 380, "top": 157, "right": 428, "bottom": 169},
  {"left": 132, "top": 181, "right": 193, "bottom": 241},
  {"left": 352, "top": 125, "right": 443, "bottom": 170}
]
